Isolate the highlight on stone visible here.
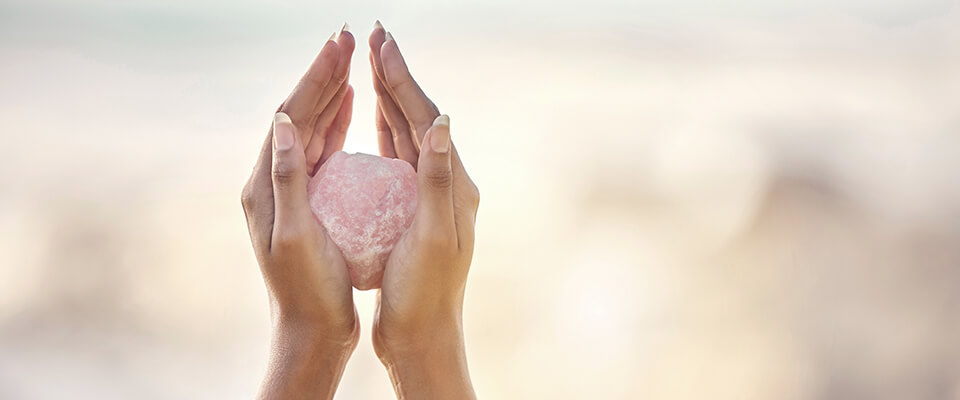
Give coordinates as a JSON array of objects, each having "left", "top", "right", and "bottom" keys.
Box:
[{"left": 307, "top": 151, "right": 417, "bottom": 290}]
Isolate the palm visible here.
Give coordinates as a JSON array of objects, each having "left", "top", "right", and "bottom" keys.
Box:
[
  {"left": 309, "top": 220, "right": 354, "bottom": 309},
  {"left": 378, "top": 228, "right": 428, "bottom": 324}
]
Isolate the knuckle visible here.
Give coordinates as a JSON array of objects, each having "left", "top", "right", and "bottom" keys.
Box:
[
  {"left": 469, "top": 182, "right": 480, "bottom": 204},
  {"left": 332, "top": 72, "right": 348, "bottom": 87},
  {"left": 415, "top": 123, "right": 432, "bottom": 139},
  {"left": 373, "top": 80, "right": 390, "bottom": 96},
  {"left": 240, "top": 184, "right": 257, "bottom": 210},
  {"left": 417, "top": 229, "right": 455, "bottom": 250},
  {"left": 272, "top": 161, "right": 298, "bottom": 183},
  {"left": 424, "top": 169, "right": 453, "bottom": 189},
  {"left": 271, "top": 226, "right": 307, "bottom": 252},
  {"left": 389, "top": 77, "right": 416, "bottom": 94},
  {"left": 464, "top": 181, "right": 480, "bottom": 209},
  {"left": 303, "top": 73, "right": 331, "bottom": 91}
]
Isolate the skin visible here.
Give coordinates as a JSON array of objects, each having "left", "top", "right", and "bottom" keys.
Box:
[
  {"left": 241, "top": 21, "right": 479, "bottom": 400},
  {"left": 241, "top": 26, "right": 358, "bottom": 400},
  {"left": 369, "top": 24, "right": 480, "bottom": 400}
]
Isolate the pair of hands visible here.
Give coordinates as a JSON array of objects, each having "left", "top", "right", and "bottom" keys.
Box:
[{"left": 240, "top": 22, "right": 479, "bottom": 399}]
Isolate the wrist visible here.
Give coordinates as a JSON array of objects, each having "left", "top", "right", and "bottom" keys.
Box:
[
  {"left": 257, "top": 317, "right": 358, "bottom": 400},
  {"left": 270, "top": 294, "right": 359, "bottom": 349},
  {"left": 273, "top": 306, "right": 361, "bottom": 355},
  {"left": 372, "top": 305, "right": 462, "bottom": 361},
  {"left": 375, "top": 321, "right": 461, "bottom": 360},
  {"left": 374, "top": 318, "right": 476, "bottom": 400}
]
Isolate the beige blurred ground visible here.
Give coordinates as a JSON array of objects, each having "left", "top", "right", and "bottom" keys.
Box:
[{"left": 1, "top": 0, "right": 960, "bottom": 399}]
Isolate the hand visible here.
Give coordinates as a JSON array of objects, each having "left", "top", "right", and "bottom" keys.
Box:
[
  {"left": 240, "top": 25, "right": 357, "bottom": 400},
  {"left": 368, "top": 23, "right": 481, "bottom": 399}
]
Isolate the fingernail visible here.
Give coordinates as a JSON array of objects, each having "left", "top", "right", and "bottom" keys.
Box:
[
  {"left": 274, "top": 112, "right": 294, "bottom": 151},
  {"left": 328, "top": 31, "right": 337, "bottom": 42},
  {"left": 374, "top": 20, "right": 384, "bottom": 31},
  {"left": 430, "top": 115, "right": 450, "bottom": 153},
  {"left": 384, "top": 31, "right": 394, "bottom": 42},
  {"left": 340, "top": 22, "right": 350, "bottom": 34}
]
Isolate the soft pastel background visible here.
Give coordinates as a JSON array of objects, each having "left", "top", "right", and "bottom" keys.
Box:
[{"left": 1, "top": 0, "right": 959, "bottom": 398}]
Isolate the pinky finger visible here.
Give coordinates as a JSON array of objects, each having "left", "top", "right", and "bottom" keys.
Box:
[
  {"left": 376, "top": 103, "right": 397, "bottom": 158},
  {"left": 318, "top": 85, "right": 354, "bottom": 167}
]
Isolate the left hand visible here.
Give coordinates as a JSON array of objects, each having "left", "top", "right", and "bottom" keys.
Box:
[{"left": 241, "top": 25, "right": 357, "bottom": 400}]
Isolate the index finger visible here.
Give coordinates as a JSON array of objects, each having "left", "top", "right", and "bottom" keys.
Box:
[
  {"left": 241, "top": 124, "right": 277, "bottom": 252},
  {"left": 280, "top": 39, "right": 340, "bottom": 143},
  {"left": 379, "top": 34, "right": 440, "bottom": 144}
]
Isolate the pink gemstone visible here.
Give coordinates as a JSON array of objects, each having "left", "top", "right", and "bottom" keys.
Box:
[{"left": 307, "top": 151, "right": 417, "bottom": 290}]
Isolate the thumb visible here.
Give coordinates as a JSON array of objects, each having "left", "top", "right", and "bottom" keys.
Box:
[
  {"left": 414, "top": 114, "right": 456, "bottom": 237},
  {"left": 270, "top": 112, "right": 311, "bottom": 232}
]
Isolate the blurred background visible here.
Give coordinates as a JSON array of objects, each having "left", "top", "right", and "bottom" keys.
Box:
[{"left": 1, "top": 0, "right": 959, "bottom": 398}]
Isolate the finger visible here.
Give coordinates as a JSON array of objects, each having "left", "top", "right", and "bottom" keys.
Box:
[
  {"left": 318, "top": 85, "right": 354, "bottom": 166},
  {"left": 270, "top": 112, "right": 312, "bottom": 248},
  {"left": 380, "top": 32, "right": 440, "bottom": 144},
  {"left": 304, "top": 76, "right": 351, "bottom": 173},
  {"left": 309, "top": 26, "right": 356, "bottom": 134},
  {"left": 373, "top": 59, "right": 418, "bottom": 166},
  {"left": 450, "top": 142, "right": 479, "bottom": 244},
  {"left": 368, "top": 21, "right": 390, "bottom": 89},
  {"left": 369, "top": 31, "right": 418, "bottom": 165},
  {"left": 451, "top": 144, "right": 475, "bottom": 196},
  {"left": 280, "top": 39, "right": 340, "bottom": 143},
  {"left": 414, "top": 114, "right": 456, "bottom": 244},
  {"left": 375, "top": 103, "right": 397, "bottom": 158},
  {"left": 241, "top": 124, "right": 277, "bottom": 251},
  {"left": 302, "top": 27, "right": 355, "bottom": 160}
]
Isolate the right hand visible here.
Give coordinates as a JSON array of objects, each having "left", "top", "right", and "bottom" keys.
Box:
[{"left": 367, "top": 23, "right": 481, "bottom": 399}]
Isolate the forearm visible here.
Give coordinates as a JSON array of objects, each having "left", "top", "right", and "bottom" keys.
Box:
[
  {"left": 258, "top": 318, "right": 357, "bottom": 400},
  {"left": 378, "top": 325, "right": 476, "bottom": 400}
]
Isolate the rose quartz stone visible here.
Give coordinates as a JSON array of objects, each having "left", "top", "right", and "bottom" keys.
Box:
[{"left": 307, "top": 151, "right": 417, "bottom": 290}]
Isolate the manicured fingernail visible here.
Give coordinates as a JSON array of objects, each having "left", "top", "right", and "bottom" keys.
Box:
[
  {"left": 384, "top": 31, "right": 395, "bottom": 42},
  {"left": 430, "top": 115, "right": 450, "bottom": 153},
  {"left": 340, "top": 22, "right": 350, "bottom": 34},
  {"left": 328, "top": 31, "right": 337, "bottom": 42},
  {"left": 274, "top": 112, "right": 294, "bottom": 151},
  {"left": 374, "top": 20, "right": 384, "bottom": 31}
]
